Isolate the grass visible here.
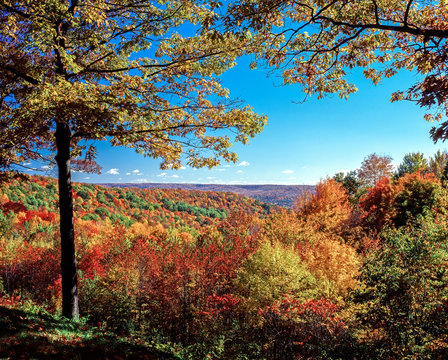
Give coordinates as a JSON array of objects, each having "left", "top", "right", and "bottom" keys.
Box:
[{"left": 0, "top": 297, "right": 178, "bottom": 360}]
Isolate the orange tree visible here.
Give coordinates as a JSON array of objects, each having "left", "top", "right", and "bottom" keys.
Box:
[
  {"left": 295, "top": 179, "right": 352, "bottom": 235},
  {"left": 0, "top": 0, "right": 266, "bottom": 319}
]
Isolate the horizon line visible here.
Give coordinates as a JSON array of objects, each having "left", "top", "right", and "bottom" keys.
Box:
[{"left": 93, "top": 181, "right": 316, "bottom": 187}]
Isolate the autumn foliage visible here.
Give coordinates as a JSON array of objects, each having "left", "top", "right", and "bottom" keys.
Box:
[
  {"left": 2, "top": 169, "right": 448, "bottom": 358},
  {"left": 295, "top": 179, "right": 351, "bottom": 235},
  {"left": 360, "top": 171, "right": 446, "bottom": 232}
]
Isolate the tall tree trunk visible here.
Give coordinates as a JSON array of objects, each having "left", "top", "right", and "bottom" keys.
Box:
[{"left": 55, "top": 121, "right": 79, "bottom": 319}]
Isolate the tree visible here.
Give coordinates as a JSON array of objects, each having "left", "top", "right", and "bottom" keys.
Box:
[
  {"left": 296, "top": 179, "right": 352, "bottom": 235},
  {"left": 357, "top": 153, "right": 394, "bottom": 188},
  {"left": 0, "top": 1, "right": 266, "bottom": 319},
  {"left": 259, "top": 297, "right": 354, "bottom": 360},
  {"left": 360, "top": 171, "right": 445, "bottom": 231},
  {"left": 359, "top": 177, "right": 398, "bottom": 232},
  {"left": 233, "top": 240, "right": 324, "bottom": 321},
  {"left": 352, "top": 217, "right": 448, "bottom": 359},
  {"left": 224, "top": 1, "right": 448, "bottom": 141},
  {"left": 429, "top": 149, "right": 448, "bottom": 179},
  {"left": 396, "top": 152, "right": 428, "bottom": 177},
  {"left": 334, "top": 170, "right": 364, "bottom": 204},
  {"left": 393, "top": 171, "right": 445, "bottom": 227}
]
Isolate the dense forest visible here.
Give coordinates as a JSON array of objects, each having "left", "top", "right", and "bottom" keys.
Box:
[
  {"left": 2, "top": 151, "right": 448, "bottom": 359},
  {"left": 0, "top": 176, "right": 273, "bottom": 229},
  {"left": 99, "top": 183, "right": 314, "bottom": 208},
  {"left": 2, "top": 0, "right": 448, "bottom": 359}
]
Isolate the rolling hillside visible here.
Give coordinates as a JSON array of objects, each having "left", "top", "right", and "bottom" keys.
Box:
[
  {"left": 0, "top": 175, "right": 276, "bottom": 231},
  {"left": 99, "top": 183, "right": 314, "bottom": 208}
]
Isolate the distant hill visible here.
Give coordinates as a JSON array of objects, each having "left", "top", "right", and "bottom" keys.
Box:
[
  {"left": 0, "top": 175, "right": 275, "bottom": 231},
  {"left": 98, "top": 183, "right": 315, "bottom": 208}
]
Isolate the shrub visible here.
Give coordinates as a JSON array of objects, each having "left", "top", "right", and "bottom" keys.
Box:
[
  {"left": 233, "top": 241, "right": 326, "bottom": 324},
  {"left": 259, "top": 297, "right": 355, "bottom": 360},
  {"left": 352, "top": 215, "right": 448, "bottom": 359}
]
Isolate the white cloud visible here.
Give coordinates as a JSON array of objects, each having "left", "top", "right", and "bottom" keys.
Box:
[
  {"left": 223, "top": 165, "right": 231, "bottom": 168},
  {"left": 180, "top": 166, "right": 186, "bottom": 170},
  {"left": 282, "top": 170, "right": 294, "bottom": 174},
  {"left": 215, "top": 168, "right": 226, "bottom": 172},
  {"left": 126, "top": 172, "right": 131, "bottom": 176},
  {"left": 237, "top": 161, "right": 250, "bottom": 167},
  {"left": 41, "top": 165, "right": 52, "bottom": 170},
  {"left": 156, "top": 173, "right": 179, "bottom": 179},
  {"left": 288, "top": 177, "right": 297, "bottom": 180},
  {"left": 83, "top": 177, "right": 90, "bottom": 180},
  {"left": 22, "top": 161, "right": 31, "bottom": 166},
  {"left": 207, "top": 176, "right": 215, "bottom": 180},
  {"left": 131, "top": 178, "right": 149, "bottom": 183},
  {"left": 132, "top": 169, "right": 140, "bottom": 173},
  {"left": 106, "top": 168, "right": 119, "bottom": 175},
  {"left": 236, "top": 170, "right": 243, "bottom": 174}
]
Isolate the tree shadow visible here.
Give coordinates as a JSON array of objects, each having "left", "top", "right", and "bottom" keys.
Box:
[{"left": 0, "top": 306, "right": 176, "bottom": 359}]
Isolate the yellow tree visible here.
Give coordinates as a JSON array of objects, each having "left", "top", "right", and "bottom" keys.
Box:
[{"left": 0, "top": 0, "right": 266, "bottom": 318}]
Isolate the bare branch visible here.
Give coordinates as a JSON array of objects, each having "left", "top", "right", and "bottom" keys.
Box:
[{"left": 404, "top": 0, "right": 414, "bottom": 27}]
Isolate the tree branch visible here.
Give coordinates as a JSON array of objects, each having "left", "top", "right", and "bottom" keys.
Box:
[
  {"left": 317, "top": 16, "right": 448, "bottom": 39},
  {"left": 72, "top": 122, "right": 234, "bottom": 140},
  {"left": 1, "top": 65, "right": 39, "bottom": 85},
  {"left": 403, "top": 0, "right": 414, "bottom": 27},
  {"left": 78, "top": 49, "right": 229, "bottom": 76},
  {"left": 68, "top": 0, "right": 79, "bottom": 15},
  {"left": 372, "top": 0, "right": 379, "bottom": 24},
  {"left": 0, "top": 2, "right": 30, "bottom": 18}
]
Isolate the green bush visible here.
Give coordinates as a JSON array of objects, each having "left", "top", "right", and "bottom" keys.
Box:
[
  {"left": 94, "top": 207, "right": 110, "bottom": 218},
  {"left": 352, "top": 215, "right": 448, "bottom": 359},
  {"left": 233, "top": 241, "right": 326, "bottom": 322},
  {"left": 81, "top": 213, "right": 100, "bottom": 221}
]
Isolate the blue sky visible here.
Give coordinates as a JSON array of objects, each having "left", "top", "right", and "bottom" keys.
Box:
[{"left": 32, "top": 57, "right": 446, "bottom": 185}]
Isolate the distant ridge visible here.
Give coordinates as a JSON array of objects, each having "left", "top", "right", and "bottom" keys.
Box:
[{"left": 97, "top": 183, "right": 315, "bottom": 208}]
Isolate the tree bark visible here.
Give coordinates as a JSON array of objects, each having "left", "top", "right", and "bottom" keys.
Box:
[{"left": 55, "top": 121, "right": 79, "bottom": 319}]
